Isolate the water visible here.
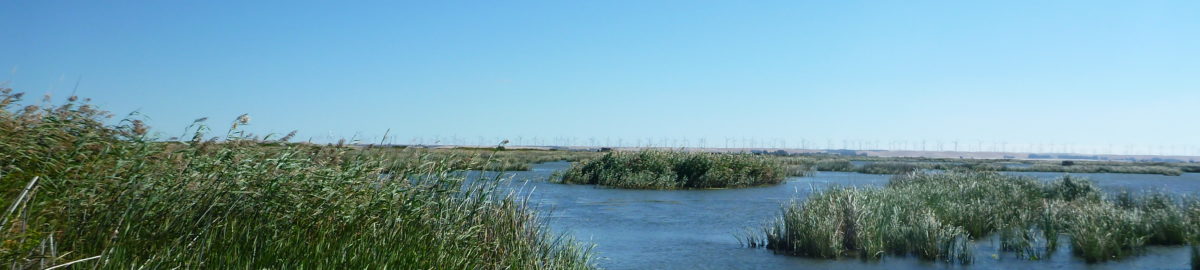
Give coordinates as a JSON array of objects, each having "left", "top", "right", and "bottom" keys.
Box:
[{"left": 468, "top": 162, "right": 1196, "bottom": 269}]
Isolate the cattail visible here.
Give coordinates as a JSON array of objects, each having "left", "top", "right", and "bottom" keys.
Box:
[{"left": 68, "top": 95, "right": 78, "bottom": 102}]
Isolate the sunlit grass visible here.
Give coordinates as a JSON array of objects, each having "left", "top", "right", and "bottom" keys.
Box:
[
  {"left": 379, "top": 147, "right": 601, "bottom": 172},
  {"left": 0, "top": 89, "right": 594, "bottom": 269},
  {"left": 750, "top": 171, "right": 1199, "bottom": 264}
]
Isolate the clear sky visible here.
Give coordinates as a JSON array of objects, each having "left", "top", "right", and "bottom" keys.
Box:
[{"left": 3, "top": 1, "right": 1198, "bottom": 155}]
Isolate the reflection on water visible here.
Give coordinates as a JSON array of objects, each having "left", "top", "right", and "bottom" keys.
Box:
[{"left": 465, "top": 162, "right": 1196, "bottom": 270}]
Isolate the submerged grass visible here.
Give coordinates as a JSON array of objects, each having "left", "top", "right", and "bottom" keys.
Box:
[
  {"left": 752, "top": 171, "right": 1199, "bottom": 264},
  {"left": 556, "top": 150, "right": 790, "bottom": 189},
  {"left": 0, "top": 90, "right": 593, "bottom": 269}
]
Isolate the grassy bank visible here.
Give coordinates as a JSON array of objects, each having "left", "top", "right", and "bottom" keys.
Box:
[
  {"left": 775, "top": 155, "right": 1190, "bottom": 176},
  {"left": 380, "top": 147, "right": 601, "bottom": 172},
  {"left": 1003, "top": 163, "right": 1184, "bottom": 176},
  {"left": 749, "top": 171, "right": 1199, "bottom": 264},
  {"left": 382, "top": 149, "right": 1193, "bottom": 177},
  {"left": 556, "top": 150, "right": 793, "bottom": 189},
  {"left": 0, "top": 90, "right": 593, "bottom": 269}
]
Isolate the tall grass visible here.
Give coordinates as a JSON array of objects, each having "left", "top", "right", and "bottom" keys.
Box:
[
  {"left": 1186, "top": 195, "right": 1200, "bottom": 270},
  {"left": 752, "top": 171, "right": 1199, "bottom": 264},
  {"left": 556, "top": 150, "right": 789, "bottom": 189},
  {"left": 0, "top": 90, "right": 593, "bottom": 269},
  {"left": 754, "top": 187, "right": 973, "bottom": 263},
  {"left": 1193, "top": 244, "right": 1199, "bottom": 270}
]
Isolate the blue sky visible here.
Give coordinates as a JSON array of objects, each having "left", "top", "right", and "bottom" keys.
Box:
[{"left": 3, "top": 1, "right": 1198, "bottom": 155}]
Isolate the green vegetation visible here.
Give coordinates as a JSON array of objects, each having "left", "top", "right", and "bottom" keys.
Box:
[
  {"left": 1004, "top": 163, "right": 1183, "bottom": 176},
  {"left": 1189, "top": 196, "right": 1200, "bottom": 270},
  {"left": 1193, "top": 245, "right": 1199, "bottom": 270},
  {"left": 556, "top": 150, "right": 792, "bottom": 189},
  {"left": 381, "top": 147, "right": 1193, "bottom": 177},
  {"left": 0, "top": 90, "right": 593, "bottom": 269},
  {"left": 786, "top": 158, "right": 854, "bottom": 173},
  {"left": 382, "top": 147, "right": 601, "bottom": 172},
  {"left": 856, "top": 162, "right": 924, "bottom": 174},
  {"left": 773, "top": 155, "right": 1191, "bottom": 176},
  {"left": 749, "top": 171, "right": 1199, "bottom": 264}
]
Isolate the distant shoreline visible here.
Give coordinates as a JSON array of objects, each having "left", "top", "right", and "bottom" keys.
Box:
[{"left": 361, "top": 144, "right": 1200, "bottom": 163}]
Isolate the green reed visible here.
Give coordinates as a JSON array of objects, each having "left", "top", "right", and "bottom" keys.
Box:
[
  {"left": 0, "top": 89, "right": 593, "bottom": 269},
  {"left": 753, "top": 171, "right": 1199, "bottom": 264}
]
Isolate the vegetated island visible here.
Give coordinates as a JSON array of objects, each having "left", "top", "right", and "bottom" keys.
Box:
[{"left": 553, "top": 150, "right": 802, "bottom": 189}]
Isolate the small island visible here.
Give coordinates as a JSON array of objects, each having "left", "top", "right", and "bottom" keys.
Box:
[{"left": 555, "top": 150, "right": 795, "bottom": 189}]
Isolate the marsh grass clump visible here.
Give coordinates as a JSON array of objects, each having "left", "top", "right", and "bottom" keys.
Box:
[
  {"left": 0, "top": 90, "right": 593, "bottom": 269},
  {"left": 556, "top": 150, "right": 787, "bottom": 189},
  {"left": 754, "top": 171, "right": 1197, "bottom": 264},
  {"left": 1043, "top": 175, "right": 1102, "bottom": 202},
  {"left": 1066, "top": 201, "right": 1145, "bottom": 262},
  {"left": 762, "top": 187, "right": 973, "bottom": 263},
  {"left": 857, "top": 162, "right": 925, "bottom": 174},
  {"left": 814, "top": 159, "right": 855, "bottom": 172},
  {"left": 1132, "top": 194, "right": 1190, "bottom": 245}
]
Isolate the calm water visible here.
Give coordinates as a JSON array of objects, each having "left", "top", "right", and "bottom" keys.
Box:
[{"left": 468, "top": 162, "right": 1197, "bottom": 270}]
